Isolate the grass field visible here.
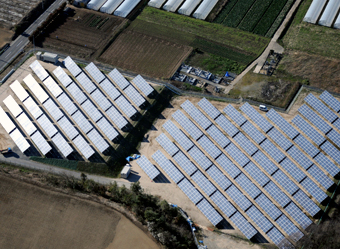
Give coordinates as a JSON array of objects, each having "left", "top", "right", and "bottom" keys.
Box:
[{"left": 214, "top": 0, "right": 295, "bottom": 37}]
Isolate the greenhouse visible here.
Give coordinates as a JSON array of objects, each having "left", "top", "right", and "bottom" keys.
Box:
[
  {"left": 178, "top": 0, "right": 202, "bottom": 16},
  {"left": 303, "top": 0, "right": 327, "bottom": 24},
  {"left": 87, "top": 0, "right": 108, "bottom": 11},
  {"left": 114, "top": 0, "right": 141, "bottom": 17},
  {"left": 318, "top": 0, "right": 340, "bottom": 27},
  {"left": 148, "top": 0, "right": 167, "bottom": 8},
  {"left": 100, "top": 0, "right": 124, "bottom": 14},
  {"left": 192, "top": 0, "right": 218, "bottom": 20},
  {"left": 334, "top": 12, "right": 340, "bottom": 29},
  {"left": 163, "top": 0, "right": 185, "bottom": 12}
]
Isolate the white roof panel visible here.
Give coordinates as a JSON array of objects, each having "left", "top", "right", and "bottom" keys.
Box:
[
  {"left": 113, "top": 0, "right": 141, "bottom": 17},
  {"left": 163, "top": 0, "right": 184, "bottom": 12},
  {"left": 178, "top": 0, "right": 202, "bottom": 16},
  {"left": 63, "top": 56, "right": 82, "bottom": 77},
  {"left": 304, "top": 0, "right": 328, "bottom": 24},
  {"left": 37, "top": 114, "right": 58, "bottom": 138},
  {"left": 31, "top": 131, "right": 52, "bottom": 155},
  {"left": 17, "top": 113, "right": 36, "bottom": 135},
  {"left": 3, "top": 95, "right": 23, "bottom": 118},
  {"left": 23, "top": 97, "right": 43, "bottom": 119},
  {"left": 193, "top": 0, "right": 219, "bottom": 20},
  {"left": 9, "top": 129, "right": 30, "bottom": 152},
  {"left": 87, "top": 129, "right": 109, "bottom": 153},
  {"left": 87, "top": 0, "right": 107, "bottom": 11},
  {"left": 43, "top": 76, "right": 63, "bottom": 98},
  {"left": 318, "top": 0, "right": 340, "bottom": 27},
  {"left": 23, "top": 74, "right": 49, "bottom": 104},
  {"left": 73, "top": 134, "right": 95, "bottom": 159},
  {"left": 0, "top": 106, "right": 16, "bottom": 133},
  {"left": 10, "top": 80, "right": 29, "bottom": 102},
  {"left": 100, "top": 0, "right": 124, "bottom": 14},
  {"left": 148, "top": 0, "right": 166, "bottom": 8},
  {"left": 30, "top": 60, "right": 49, "bottom": 81},
  {"left": 51, "top": 133, "right": 73, "bottom": 157},
  {"left": 53, "top": 66, "right": 73, "bottom": 87}
]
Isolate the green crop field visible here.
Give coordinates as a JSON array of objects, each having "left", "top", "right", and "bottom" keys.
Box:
[{"left": 214, "top": 0, "right": 295, "bottom": 37}]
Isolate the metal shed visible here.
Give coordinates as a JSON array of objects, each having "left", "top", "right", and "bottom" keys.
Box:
[
  {"left": 87, "top": 0, "right": 108, "bottom": 11},
  {"left": 193, "top": 0, "right": 218, "bottom": 20},
  {"left": 178, "top": 0, "right": 202, "bottom": 16},
  {"left": 334, "top": 12, "right": 340, "bottom": 28},
  {"left": 148, "top": 0, "right": 167, "bottom": 8},
  {"left": 318, "top": 0, "right": 340, "bottom": 27},
  {"left": 303, "top": 0, "right": 328, "bottom": 24},
  {"left": 163, "top": 0, "right": 185, "bottom": 12},
  {"left": 100, "top": 0, "right": 124, "bottom": 14},
  {"left": 114, "top": 0, "right": 142, "bottom": 18}
]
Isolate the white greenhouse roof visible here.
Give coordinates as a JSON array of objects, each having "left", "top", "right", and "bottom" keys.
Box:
[
  {"left": 10, "top": 80, "right": 29, "bottom": 102},
  {"left": 23, "top": 74, "right": 49, "bottom": 104},
  {"left": 303, "top": 0, "right": 328, "bottom": 24},
  {"left": 148, "top": 0, "right": 167, "bottom": 8},
  {"left": 87, "top": 0, "right": 108, "bottom": 11},
  {"left": 100, "top": 0, "right": 124, "bottom": 14},
  {"left": 193, "top": 0, "right": 219, "bottom": 20},
  {"left": 334, "top": 12, "right": 340, "bottom": 29},
  {"left": 3, "top": 95, "right": 23, "bottom": 118},
  {"left": 178, "top": 0, "right": 201, "bottom": 16},
  {"left": 0, "top": 106, "right": 16, "bottom": 133},
  {"left": 318, "top": 0, "right": 340, "bottom": 27},
  {"left": 114, "top": 0, "right": 141, "bottom": 18},
  {"left": 10, "top": 129, "right": 30, "bottom": 153},
  {"left": 163, "top": 0, "right": 184, "bottom": 12}
]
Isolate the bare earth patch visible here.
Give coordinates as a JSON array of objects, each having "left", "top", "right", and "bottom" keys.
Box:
[{"left": 0, "top": 28, "right": 13, "bottom": 47}]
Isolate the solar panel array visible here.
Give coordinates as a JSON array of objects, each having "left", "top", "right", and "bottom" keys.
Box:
[
  {"left": 206, "top": 125, "right": 231, "bottom": 148},
  {"left": 197, "top": 135, "right": 221, "bottom": 159},
  {"left": 320, "top": 91, "right": 340, "bottom": 113},
  {"left": 266, "top": 109, "right": 299, "bottom": 139},
  {"left": 191, "top": 170, "right": 216, "bottom": 196},
  {"left": 132, "top": 75, "right": 154, "bottom": 97},
  {"left": 136, "top": 155, "right": 160, "bottom": 180},
  {"left": 57, "top": 93, "right": 77, "bottom": 116},
  {"left": 163, "top": 120, "right": 193, "bottom": 151},
  {"left": 115, "top": 95, "right": 137, "bottom": 118},
  {"left": 181, "top": 100, "right": 212, "bottom": 130},
  {"left": 63, "top": 56, "right": 82, "bottom": 77},
  {"left": 53, "top": 66, "right": 72, "bottom": 87},
  {"left": 124, "top": 85, "right": 146, "bottom": 107},
  {"left": 177, "top": 178, "right": 203, "bottom": 204},
  {"left": 23, "top": 74, "right": 49, "bottom": 104},
  {"left": 240, "top": 102, "right": 273, "bottom": 132},
  {"left": 292, "top": 115, "right": 326, "bottom": 146},
  {"left": 229, "top": 212, "right": 257, "bottom": 239},
  {"left": 109, "top": 68, "right": 130, "bottom": 90},
  {"left": 197, "top": 98, "right": 220, "bottom": 120},
  {"left": 43, "top": 76, "right": 63, "bottom": 98},
  {"left": 196, "top": 199, "right": 223, "bottom": 226},
  {"left": 10, "top": 80, "right": 29, "bottom": 102},
  {"left": 156, "top": 133, "right": 179, "bottom": 156},
  {"left": 76, "top": 72, "right": 96, "bottom": 94},
  {"left": 298, "top": 104, "right": 332, "bottom": 134},
  {"left": 305, "top": 93, "right": 338, "bottom": 123},
  {"left": 30, "top": 60, "right": 49, "bottom": 81},
  {"left": 172, "top": 110, "right": 203, "bottom": 140},
  {"left": 85, "top": 62, "right": 105, "bottom": 84},
  {"left": 173, "top": 151, "right": 197, "bottom": 176},
  {"left": 246, "top": 205, "right": 273, "bottom": 233}
]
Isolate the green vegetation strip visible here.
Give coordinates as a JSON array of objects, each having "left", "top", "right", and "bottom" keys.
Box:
[
  {"left": 31, "top": 157, "right": 78, "bottom": 170},
  {"left": 213, "top": 0, "right": 239, "bottom": 24},
  {"left": 223, "top": 0, "right": 257, "bottom": 28}
]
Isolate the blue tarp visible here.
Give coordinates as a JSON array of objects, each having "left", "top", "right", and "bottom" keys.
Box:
[
  {"left": 225, "top": 71, "right": 230, "bottom": 77},
  {"left": 126, "top": 155, "right": 141, "bottom": 162}
]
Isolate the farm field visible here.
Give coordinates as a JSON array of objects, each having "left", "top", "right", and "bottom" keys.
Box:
[
  {"left": 39, "top": 7, "right": 127, "bottom": 59},
  {"left": 0, "top": 174, "right": 160, "bottom": 249},
  {"left": 99, "top": 30, "right": 192, "bottom": 78},
  {"left": 214, "top": 0, "right": 295, "bottom": 37}
]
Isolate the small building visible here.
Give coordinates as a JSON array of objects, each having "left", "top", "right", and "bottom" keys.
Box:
[
  {"left": 38, "top": 52, "right": 58, "bottom": 64},
  {"left": 121, "top": 164, "right": 131, "bottom": 179}
]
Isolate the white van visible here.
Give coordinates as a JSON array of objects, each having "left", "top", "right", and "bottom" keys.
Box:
[{"left": 259, "top": 105, "right": 268, "bottom": 112}]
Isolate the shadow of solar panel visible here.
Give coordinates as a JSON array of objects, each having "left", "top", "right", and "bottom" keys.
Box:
[
  {"left": 285, "top": 202, "right": 312, "bottom": 230},
  {"left": 152, "top": 150, "right": 184, "bottom": 184},
  {"left": 191, "top": 170, "right": 217, "bottom": 196},
  {"left": 109, "top": 68, "right": 130, "bottom": 90},
  {"left": 224, "top": 104, "right": 247, "bottom": 126},
  {"left": 177, "top": 178, "right": 203, "bottom": 204},
  {"left": 197, "top": 98, "right": 221, "bottom": 120},
  {"left": 85, "top": 62, "right": 105, "bottom": 84},
  {"left": 252, "top": 151, "right": 278, "bottom": 175},
  {"left": 156, "top": 133, "right": 179, "bottom": 156},
  {"left": 293, "top": 134, "right": 319, "bottom": 158},
  {"left": 188, "top": 146, "right": 213, "bottom": 170},
  {"left": 292, "top": 115, "right": 326, "bottom": 146},
  {"left": 240, "top": 102, "right": 272, "bottom": 132},
  {"left": 287, "top": 146, "right": 313, "bottom": 170},
  {"left": 81, "top": 100, "right": 102, "bottom": 122},
  {"left": 132, "top": 75, "right": 154, "bottom": 97},
  {"left": 216, "top": 154, "right": 241, "bottom": 179},
  {"left": 71, "top": 110, "right": 93, "bottom": 134},
  {"left": 91, "top": 89, "right": 112, "bottom": 111},
  {"left": 292, "top": 190, "right": 320, "bottom": 217},
  {"left": 124, "top": 85, "right": 146, "bottom": 107},
  {"left": 307, "top": 164, "right": 334, "bottom": 189},
  {"left": 320, "top": 91, "right": 340, "bottom": 113},
  {"left": 43, "top": 99, "right": 63, "bottom": 121},
  {"left": 173, "top": 151, "right": 197, "bottom": 176},
  {"left": 267, "top": 128, "right": 292, "bottom": 151},
  {"left": 260, "top": 139, "right": 286, "bottom": 163},
  {"left": 226, "top": 185, "right": 252, "bottom": 211},
  {"left": 225, "top": 143, "right": 250, "bottom": 167},
  {"left": 100, "top": 79, "right": 121, "bottom": 101},
  {"left": 276, "top": 215, "right": 304, "bottom": 242},
  {"left": 181, "top": 100, "right": 212, "bottom": 130},
  {"left": 263, "top": 181, "right": 290, "bottom": 207},
  {"left": 255, "top": 194, "right": 282, "bottom": 220},
  {"left": 210, "top": 191, "right": 236, "bottom": 217},
  {"left": 272, "top": 170, "right": 299, "bottom": 195},
  {"left": 63, "top": 56, "right": 82, "bottom": 77},
  {"left": 233, "top": 132, "right": 258, "bottom": 156},
  {"left": 173, "top": 110, "right": 203, "bottom": 140},
  {"left": 57, "top": 116, "right": 78, "bottom": 140},
  {"left": 244, "top": 162, "right": 270, "bottom": 187},
  {"left": 229, "top": 212, "right": 257, "bottom": 239},
  {"left": 241, "top": 121, "right": 266, "bottom": 144},
  {"left": 163, "top": 120, "right": 193, "bottom": 151},
  {"left": 57, "top": 93, "right": 77, "bottom": 116},
  {"left": 235, "top": 173, "right": 261, "bottom": 199},
  {"left": 321, "top": 141, "right": 340, "bottom": 165},
  {"left": 53, "top": 66, "right": 73, "bottom": 87},
  {"left": 299, "top": 104, "right": 332, "bottom": 134},
  {"left": 215, "top": 114, "right": 239, "bottom": 137},
  {"left": 266, "top": 109, "right": 299, "bottom": 139},
  {"left": 197, "top": 135, "right": 222, "bottom": 159},
  {"left": 305, "top": 93, "right": 338, "bottom": 123},
  {"left": 206, "top": 125, "right": 231, "bottom": 148},
  {"left": 314, "top": 152, "right": 340, "bottom": 177},
  {"left": 76, "top": 72, "right": 96, "bottom": 94},
  {"left": 206, "top": 165, "right": 232, "bottom": 190},
  {"left": 196, "top": 199, "right": 223, "bottom": 226},
  {"left": 136, "top": 155, "right": 160, "bottom": 180},
  {"left": 300, "top": 177, "right": 327, "bottom": 203},
  {"left": 280, "top": 158, "right": 306, "bottom": 182},
  {"left": 246, "top": 205, "right": 273, "bottom": 233},
  {"left": 66, "top": 83, "right": 87, "bottom": 105}
]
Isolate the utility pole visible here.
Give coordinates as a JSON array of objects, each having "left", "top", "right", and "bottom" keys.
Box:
[{"left": 33, "top": 35, "right": 35, "bottom": 52}]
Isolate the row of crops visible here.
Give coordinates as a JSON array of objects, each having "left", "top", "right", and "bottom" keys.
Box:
[{"left": 213, "top": 0, "right": 295, "bottom": 37}]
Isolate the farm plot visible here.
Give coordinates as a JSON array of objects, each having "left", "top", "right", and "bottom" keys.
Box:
[
  {"left": 41, "top": 8, "right": 127, "bottom": 59},
  {"left": 214, "top": 0, "right": 295, "bottom": 37},
  {"left": 99, "top": 30, "right": 192, "bottom": 78}
]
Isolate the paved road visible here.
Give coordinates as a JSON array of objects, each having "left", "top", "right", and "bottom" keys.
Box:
[
  {"left": 0, "top": 156, "right": 131, "bottom": 187},
  {"left": 0, "top": 0, "right": 66, "bottom": 73}
]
